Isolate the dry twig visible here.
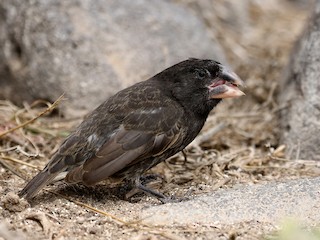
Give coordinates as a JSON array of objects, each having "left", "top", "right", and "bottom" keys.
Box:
[{"left": 0, "top": 95, "right": 64, "bottom": 138}]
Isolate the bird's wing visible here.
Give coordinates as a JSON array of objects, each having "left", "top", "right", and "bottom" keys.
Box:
[
  {"left": 66, "top": 105, "right": 184, "bottom": 185},
  {"left": 19, "top": 105, "right": 184, "bottom": 199}
]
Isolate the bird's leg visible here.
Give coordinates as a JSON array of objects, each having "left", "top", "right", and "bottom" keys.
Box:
[
  {"left": 125, "top": 176, "right": 167, "bottom": 203},
  {"left": 125, "top": 176, "right": 189, "bottom": 203},
  {"left": 139, "top": 174, "right": 163, "bottom": 185},
  {"left": 136, "top": 182, "right": 167, "bottom": 202}
]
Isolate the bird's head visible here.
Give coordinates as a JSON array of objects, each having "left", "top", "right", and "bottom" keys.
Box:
[{"left": 154, "top": 58, "right": 245, "bottom": 116}]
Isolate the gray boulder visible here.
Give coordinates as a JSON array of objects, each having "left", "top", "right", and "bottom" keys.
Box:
[
  {"left": 279, "top": 2, "right": 320, "bottom": 160},
  {"left": 0, "top": 0, "right": 226, "bottom": 117}
]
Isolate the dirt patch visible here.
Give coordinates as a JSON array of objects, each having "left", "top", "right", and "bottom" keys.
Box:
[{"left": 0, "top": 1, "right": 318, "bottom": 239}]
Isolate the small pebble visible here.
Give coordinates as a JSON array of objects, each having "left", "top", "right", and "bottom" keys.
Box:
[{"left": 2, "top": 192, "right": 29, "bottom": 212}]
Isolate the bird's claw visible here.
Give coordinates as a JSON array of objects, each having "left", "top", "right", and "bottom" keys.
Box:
[{"left": 158, "top": 195, "right": 190, "bottom": 204}]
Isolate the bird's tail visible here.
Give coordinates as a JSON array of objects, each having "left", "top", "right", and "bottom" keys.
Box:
[{"left": 19, "top": 170, "right": 59, "bottom": 200}]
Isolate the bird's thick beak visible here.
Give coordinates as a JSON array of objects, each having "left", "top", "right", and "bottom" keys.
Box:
[{"left": 208, "top": 65, "right": 245, "bottom": 99}]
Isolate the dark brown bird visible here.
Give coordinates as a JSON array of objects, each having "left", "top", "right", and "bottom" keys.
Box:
[{"left": 19, "top": 58, "right": 244, "bottom": 202}]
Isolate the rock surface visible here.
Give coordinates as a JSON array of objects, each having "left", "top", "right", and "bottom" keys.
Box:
[
  {"left": 141, "top": 178, "right": 320, "bottom": 226},
  {"left": 0, "top": 0, "right": 226, "bottom": 117},
  {"left": 279, "top": 2, "right": 320, "bottom": 160}
]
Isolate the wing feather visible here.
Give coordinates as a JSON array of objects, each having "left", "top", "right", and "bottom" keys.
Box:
[
  {"left": 20, "top": 99, "right": 185, "bottom": 199},
  {"left": 66, "top": 120, "right": 183, "bottom": 185}
]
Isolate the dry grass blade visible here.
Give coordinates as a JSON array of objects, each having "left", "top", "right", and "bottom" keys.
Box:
[
  {"left": 0, "top": 154, "right": 40, "bottom": 170},
  {"left": 46, "top": 190, "right": 129, "bottom": 225},
  {"left": 0, "top": 158, "right": 27, "bottom": 181},
  {"left": 48, "top": 191, "right": 184, "bottom": 240},
  {"left": 0, "top": 94, "right": 65, "bottom": 138}
]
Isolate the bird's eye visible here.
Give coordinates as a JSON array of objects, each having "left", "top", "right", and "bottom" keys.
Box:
[{"left": 196, "top": 69, "right": 207, "bottom": 79}]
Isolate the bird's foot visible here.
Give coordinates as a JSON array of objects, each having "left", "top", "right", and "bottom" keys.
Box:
[
  {"left": 126, "top": 176, "right": 189, "bottom": 204},
  {"left": 156, "top": 195, "right": 190, "bottom": 204},
  {"left": 139, "top": 174, "right": 163, "bottom": 185}
]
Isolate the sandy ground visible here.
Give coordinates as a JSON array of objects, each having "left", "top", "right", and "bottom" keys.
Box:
[{"left": 0, "top": 1, "right": 318, "bottom": 239}]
